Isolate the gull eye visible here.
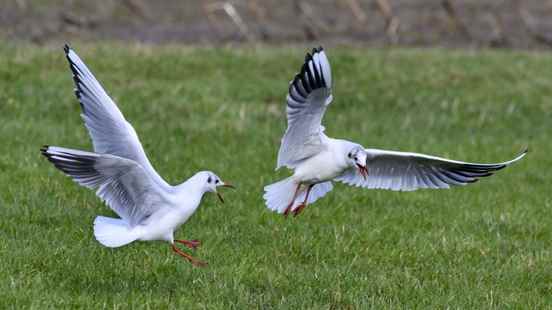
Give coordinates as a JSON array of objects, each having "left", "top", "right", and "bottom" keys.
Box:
[
  {"left": 354, "top": 156, "right": 358, "bottom": 161},
  {"left": 347, "top": 152, "right": 351, "bottom": 158},
  {"left": 207, "top": 176, "right": 212, "bottom": 183},
  {"left": 215, "top": 179, "right": 219, "bottom": 184}
]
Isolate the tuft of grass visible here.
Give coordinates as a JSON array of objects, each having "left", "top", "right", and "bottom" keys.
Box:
[{"left": 0, "top": 44, "right": 550, "bottom": 308}]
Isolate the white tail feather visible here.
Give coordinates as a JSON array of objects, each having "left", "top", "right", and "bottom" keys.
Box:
[
  {"left": 263, "top": 177, "right": 297, "bottom": 213},
  {"left": 263, "top": 178, "right": 334, "bottom": 213},
  {"left": 93, "top": 216, "right": 138, "bottom": 248}
]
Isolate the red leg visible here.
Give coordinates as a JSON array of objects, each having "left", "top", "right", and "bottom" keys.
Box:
[
  {"left": 175, "top": 239, "right": 201, "bottom": 250},
  {"left": 283, "top": 183, "right": 302, "bottom": 217},
  {"left": 171, "top": 244, "right": 207, "bottom": 267},
  {"left": 294, "top": 184, "right": 314, "bottom": 217}
]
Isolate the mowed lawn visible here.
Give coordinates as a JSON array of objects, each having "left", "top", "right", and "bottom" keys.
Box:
[{"left": 0, "top": 44, "right": 550, "bottom": 308}]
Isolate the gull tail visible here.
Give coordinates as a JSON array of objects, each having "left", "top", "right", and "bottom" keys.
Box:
[
  {"left": 263, "top": 177, "right": 298, "bottom": 214},
  {"left": 263, "top": 178, "right": 334, "bottom": 213},
  {"left": 93, "top": 216, "right": 138, "bottom": 248}
]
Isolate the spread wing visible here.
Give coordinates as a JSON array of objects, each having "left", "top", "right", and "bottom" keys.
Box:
[
  {"left": 64, "top": 45, "right": 170, "bottom": 189},
  {"left": 42, "top": 146, "right": 166, "bottom": 227},
  {"left": 277, "top": 47, "right": 333, "bottom": 169},
  {"left": 336, "top": 148, "right": 527, "bottom": 191}
]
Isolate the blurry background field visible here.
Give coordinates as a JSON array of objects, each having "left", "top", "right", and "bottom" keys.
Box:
[
  {"left": 3, "top": 0, "right": 552, "bottom": 49},
  {"left": 1, "top": 0, "right": 552, "bottom": 308}
]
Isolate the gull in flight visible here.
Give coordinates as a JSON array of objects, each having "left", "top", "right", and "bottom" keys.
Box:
[
  {"left": 263, "top": 47, "right": 526, "bottom": 217},
  {"left": 41, "top": 45, "right": 233, "bottom": 266}
]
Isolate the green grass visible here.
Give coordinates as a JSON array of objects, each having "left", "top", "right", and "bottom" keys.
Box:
[{"left": 0, "top": 44, "right": 550, "bottom": 308}]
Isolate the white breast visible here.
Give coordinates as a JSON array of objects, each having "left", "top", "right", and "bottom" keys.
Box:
[
  {"left": 293, "top": 148, "right": 347, "bottom": 184},
  {"left": 137, "top": 193, "right": 201, "bottom": 242}
]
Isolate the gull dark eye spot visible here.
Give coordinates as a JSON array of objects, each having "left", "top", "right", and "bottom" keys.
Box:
[
  {"left": 348, "top": 152, "right": 351, "bottom": 158},
  {"left": 207, "top": 176, "right": 212, "bottom": 183},
  {"left": 354, "top": 156, "right": 358, "bottom": 161},
  {"left": 215, "top": 179, "right": 219, "bottom": 184}
]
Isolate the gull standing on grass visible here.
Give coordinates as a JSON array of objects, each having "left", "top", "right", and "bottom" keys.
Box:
[
  {"left": 263, "top": 47, "right": 526, "bottom": 217},
  {"left": 41, "top": 45, "right": 233, "bottom": 266}
]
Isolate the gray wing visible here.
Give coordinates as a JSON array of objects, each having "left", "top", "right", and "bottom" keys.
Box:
[
  {"left": 64, "top": 45, "right": 170, "bottom": 189},
  {"left": 277, "top": 47, "right": 333, "bottom": 169},
  {"left": 336, "top": 148, "right": 527, "bottom": 191},
  {"left": 42, "top": 146, "right": 166, "bottom": 227}
]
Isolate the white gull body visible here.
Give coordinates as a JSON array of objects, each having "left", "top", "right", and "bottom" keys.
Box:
[
  {"left": 41, "top": 45, "right": 232, "bottom": 266},
  {"left": 263, "top": 47, "right": 526, "bottom": 217}
]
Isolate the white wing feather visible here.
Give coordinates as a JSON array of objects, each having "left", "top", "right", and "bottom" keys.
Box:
[
  {"left": 42, "top": 146, "right": 166, "bottom": 227},
  {"left": 336, "top": 148, "right": 527, "bottom": 191},
  {"left": 64, "top": 45, "right": 170, "bottom": 189},
  {"left": 277, "top": 47, "right": 333, "bottom": 169}
]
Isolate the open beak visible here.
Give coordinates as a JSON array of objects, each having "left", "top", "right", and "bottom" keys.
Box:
[
  {"left": 216, "top": 182, "right": 235, "bottom": 204},
  {"left": 356, "top": 164, "right": 368, "bottom": 180},
  {"left": 216, "top": 192, "right": 225, "bottom": 204},
  {"left": 221, "top": 182, "right": 235, "bottom": 189}
]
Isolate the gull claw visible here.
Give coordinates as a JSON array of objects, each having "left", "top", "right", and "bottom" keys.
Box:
[
  {"left": 283, "top": 204, "right": 293, "bottom": 217},
  {"left": 188, "top": 239, "right": 201, "bottom": 249},
  {"left": 293, "top": 204, "right": 307, "bottom": 217},
  {"left": 171, "top": 244, "right": 207, "bottom": 267}
]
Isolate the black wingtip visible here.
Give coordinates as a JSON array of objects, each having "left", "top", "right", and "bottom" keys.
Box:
[
  {"left": 40, "top": 145, "right": 50, "bottom": 158},
  {"left": 509, "top": 147, "right": 529, "bottom": 164},
  {"left": 304, "top": 52, "right": 312, "bottom": 62},
  {"left": 311, "top": 46, "right": 324, "bottom": 54},
  {"left": 64, "top": 44, "right": 71, "bottom": 54}
]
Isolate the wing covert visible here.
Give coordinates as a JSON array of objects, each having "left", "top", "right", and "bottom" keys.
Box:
[
  {"left": 64, "top": 45, "right": 169, "bottom": 189},
  {"left": 42, "top": 146, "right": 166, "bottom": 227}
]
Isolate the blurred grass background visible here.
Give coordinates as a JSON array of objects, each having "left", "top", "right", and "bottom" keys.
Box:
[{"left": 0, "top": 44, "right": 549, "bottom": 307}]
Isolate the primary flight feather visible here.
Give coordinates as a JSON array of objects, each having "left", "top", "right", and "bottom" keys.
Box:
[
  {"left": 264, "top": 47, "right": 526, "bottom": 217},
  {"left": 41, "top": 45, "right": 234, "bottom": 266}
]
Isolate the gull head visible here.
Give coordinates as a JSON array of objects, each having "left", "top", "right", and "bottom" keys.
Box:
[
  {"left": 346, "top": 146, "right": 368, "bottom": 179},
  {"left": 199, "top": 171, "right": 234, "bottom": 203}
]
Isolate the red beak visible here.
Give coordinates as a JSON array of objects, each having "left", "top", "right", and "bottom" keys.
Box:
[
  {"left": 216, "top": 182, "right": 235, "bottom": 204},
  {"left": 216, "top": 192, "right": 225, "bottom": 204},
  {"left": 221, "top": 183, "right": 235, "bottom": 189},
  {"left": 356, "top": 164, "right": 368, "bottom": 180}
]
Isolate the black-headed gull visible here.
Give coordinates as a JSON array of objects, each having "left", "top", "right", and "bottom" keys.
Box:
[
  {"left": 41, "top": 45, "right": 233, "bottom": 266},
  {"left": 263, "top": 47, "right": 526, "bottom": 217}
]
